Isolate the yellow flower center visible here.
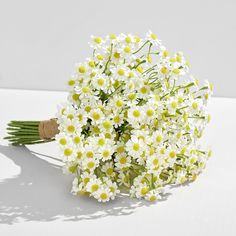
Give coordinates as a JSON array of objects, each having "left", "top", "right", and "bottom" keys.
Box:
[
  {"left": 102, "top": 150, "right": 110, "bottom": 158},
  {"left": 77, "top": 114, "right": 83, "bottom": 121},
  {"left": 118, "top": 69, "right": 125, "bottom": 76},
  {"left": 176, "top": 55, "right": 182, "bottom": 62},
  {"left": 82, "top": 86, "right": 90, "bottom": 93},
  {"left": 192, "top": 102, "right": 198, "bottom": 110},
  {"left": 105, "top": 133, "right": 112, "bottom": 139},
  {"left": 172, "top": 68, "right": 180, "bottom": 75},
  {"left": 163, "top": 50, "right": 168, "bottom": 57},
  {"left": 161, "top": 67, "right": 168, "bottom": 74},
  {"left": 109, "top": 34, "right": 117, "bottom": 40},
  {"left": 178, "top": 96, "right": 184, "bottom": 103},
  {"left": 59, "top": 138, "right": 67, "bottom": 145},
  {"left": 98, "top": 138, "right": 105, "bottom": 146},
  {"left": 93, "top": 126, "right": 100, "bottom": 134},
  {"left": 69, "top": 165, "right": 77, "bottom": 173},
  {"left": 146, "top": 109, "right": 154, "bottom": 117},
  {"left": 76, "top": 151, "right": 82, "bottom": 159},
  {"left": 102, "top": 120, "right": 112, "bottom": 129},
  {"left": 140, "top": 86, "right": 148, "bottom": 94},
  {"left": 133, "top": 143, "right": 140, "bottom": 151},
  {"left": 88, "top": 61, "right": 95, "bottom": 68},
  {"left": 72, "top": 93, "right": 79, "bottom": 101},
  {"left": 141, "top": 186, "right": 149, "bottom": 195},
  {"left": 67, "top": 114, "right": 74, "bottom": 120},
  {"left": 91, "top": 184, "right": 99, "bottom": 192},
  {"left": 97, "top": 78, "right": 104, "bottom": 86},
  {"left": 83, "top": 177, "right": 90, "bottom": 184},
  {"left": 100, "top": 192, "right": 108, "bottom": 200},
  {"left": 133, "top": 110, "right": 140, "bottom": 118},
  {"left": 78, "top": 66, "right": 86, "bottom": 73},
  {"left": 114, "top": 52, "right": 120, "bottom": 59},
  {"left": 85, "top": 105, "right": 91, "bottom": 113},
  {"left": 97, "top": 54, "right": 104, "bottom": 60},
  {"left": 68, "top": 79, "right": 75, "bottom": 86},
  {"left": 116, "top": 100, "right": 123, "bottom": 107},
  {"left": 125, "top": 36, "right": 132, "bottom": 43},
  {"left": 153, "top": 159, "right": 159, "bottom": 166},
  {"left": 113, "top": 115, "right": 121, "bottom": 123},
  {"left": 124, "top": 46, "right": 131, "bottom": 53},
  {"left": 94, "top": 37, "right": 102, "bottom": 44},
  {"left": 64, "top": 148, "right": 72, "bottom": 157},
  {"left": 107, "top": 168, "right": 113, "bottom": 176},
  {"left": 92, "top": 112, "right": 101, "bottom": 121},
  {"left": 160, "top": 148, "right": 165, "bottom": 155},
  {"left": 150, "top": 33, "right": 157, "bottom": 40},
  {"left": 169, "top": 151, "right": 176, "bottom": 158},
  {"left": 73, "top": 136, "right": 81, "bottom": 144},
  {"left": 117, "top": 146, "right": 125, "bottom": 153},
  {"left": 171, "top": 101, "right": 177, "bottom": 109},
  {"left": 67, "top": 125, "right": 75, "bottom": 133},
  {"left": 87, "top": 161, "right": 95, "bottom": 169},
  {"left": 120, "top": 157, "right": 127, "bottom": 164},
  {"left": 150, "top": 195, "right": 157, "bottom": 202},
  {"left": 156, "top": 135, "right": 162, "bottom": 143},
  {"left": 128, "top": 93, "right": 136, "bottom": 100},
  {"left": 135, "top": 36, "right": 141, "bottom": 43},
  {"left": 86, "top": 151, "right": 94, "bottom": 158}
]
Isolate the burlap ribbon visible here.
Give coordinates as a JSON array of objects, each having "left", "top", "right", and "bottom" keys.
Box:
[{"left": 38, "top": 118, "right": 59, "bottom": 139}]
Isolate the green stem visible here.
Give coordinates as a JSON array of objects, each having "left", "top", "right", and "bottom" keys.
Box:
[
  {"left": 4, "top": 120, "right": 55, "bottom": 146},
  {"left": 132, "top": 40, "right": 150, "bottom": 54},
  {"left": 103, "top": 43, "right": 113, "bottom": 73}
]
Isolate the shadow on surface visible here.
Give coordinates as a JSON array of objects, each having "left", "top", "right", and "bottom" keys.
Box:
[{"left": 0, "top": 145, "right": 153, "bottom": 225}]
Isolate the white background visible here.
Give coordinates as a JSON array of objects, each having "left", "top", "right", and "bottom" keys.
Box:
[
  {"left": 0, "top": 1, "right": 236, "bottom": 235},
  {"left": 0, "top": 0, "right": 236, "bottom": 97}
]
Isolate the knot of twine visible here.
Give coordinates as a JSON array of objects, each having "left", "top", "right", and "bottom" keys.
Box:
[{"left": 38, "top": 118, "right": 59, "bottom": 139}]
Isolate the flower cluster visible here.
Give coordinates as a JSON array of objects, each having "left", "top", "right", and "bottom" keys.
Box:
[{"left": 56, "top": 31, "right": 212, "bottom": 202}]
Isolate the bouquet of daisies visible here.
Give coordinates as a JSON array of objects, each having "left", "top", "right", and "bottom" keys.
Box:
[{"left": 5, "top": 31, "right": 212, "bottom": 202}]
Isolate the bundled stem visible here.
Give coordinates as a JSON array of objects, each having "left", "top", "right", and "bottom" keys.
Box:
[{"left": 4, "top": 120, "right": 58, "bottom": 145}]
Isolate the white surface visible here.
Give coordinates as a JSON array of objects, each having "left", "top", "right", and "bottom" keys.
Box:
[
  {"left": 0, "top": 0, "right": 236, "bottom": 97},
  {"left": 0, "top": 88, "right": 236, "bottom": 235}
]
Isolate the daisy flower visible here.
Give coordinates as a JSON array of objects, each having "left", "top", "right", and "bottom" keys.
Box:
[{"left": 94, "top": 187, "right": 111, "bottom": 202}]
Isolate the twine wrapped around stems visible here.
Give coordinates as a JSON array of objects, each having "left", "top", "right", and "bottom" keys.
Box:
[{"left": 38, "top": 119, "right": 59, "bottom": 139}]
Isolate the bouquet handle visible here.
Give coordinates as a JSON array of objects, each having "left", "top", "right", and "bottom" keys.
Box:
[{"left": 4, "top": 118, "right": 59, "bottom": 145}]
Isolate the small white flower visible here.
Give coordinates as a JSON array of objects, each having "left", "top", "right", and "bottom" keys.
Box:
[
  {"left": 82, "top": 157, "right": 99, "bottom": 171},
  {"left": 94, "top": 187, "right": 111, "bottom": 202},
  {"left": 135, "top": 183, "right": 149, "bottom": 198},
  {"left": 111, "top": 65, "right": 128, "bottom": 81},
  {"left": 146, "top": 30, "right": 162, "bottom": 46},
  {"left": 90, "top": 35, "right": 104, "bottom": 49},
  {"left": 167, "top": 97, "right": 179, "bottom": 115},
  {"left": 115, "top": 154, "right": 131, "bottom": 170},
  {"left": 99, "top": 144, "right": 115, "bottom": 161},
  {"left": 55, "top": 133, "right": 71, "bottom": 147},
  {"left": 101, "top": 161, "right": 115, "bottom": 178},
  {"left": 117, "top": 171, "right": 130, "bottom": 187},
  {"left": 89, "top": 108, "right": 104, "bottom": 125},
  {"left": 145, "top": 189, "right": 162, "bottom": 202},
  {"left": 127, "top": 106, "right": 144, "bottom": 126},
  {"left": 146, "top": 154, "right": 163, "bottom": 175},
  {"left": 126, "top": 136, "right": 145, "bottom": 158},
  {"left": 86, "top": 177, "right": 102, "bottom": 194},
  {"left": 92, "top": 74, "right": 109, "bottom": 92},
  {"left": 151, "top": 131, "right": 164, "bottom": 145},
  {"left": 103, "top": 178, "right": 120, "bottom": 200}
]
